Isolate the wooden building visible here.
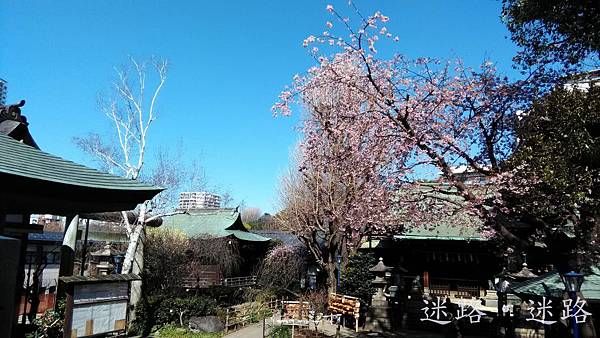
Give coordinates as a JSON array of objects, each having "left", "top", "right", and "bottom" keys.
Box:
[
  {"left": 161, "top": 208, "right": 271, "bottom": 286},
  {"left": 362, "top": 223, "right": 501, "bottom": 299},
  {"left": 0, "top": 101, "right": 161, "bottom": 337}
]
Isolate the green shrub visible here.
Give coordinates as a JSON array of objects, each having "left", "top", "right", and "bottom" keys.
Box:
[
  {"left": 268, "top": 325, "right": 291, "bottom": 338},
  {"left": 339, "top": 251, "right": 377, "bottom": 304},
  {"left": 26, "top": 310, "right": 63, "bottom": 338},
  {"left": 156, "top": 324, "right": 223, "bottom": 338},
  {"left": 130, "top": 295, "right": 218, "bottom": 336}
]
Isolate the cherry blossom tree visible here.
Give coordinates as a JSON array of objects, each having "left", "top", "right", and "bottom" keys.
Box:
[
  {"left": 274, "top": 2, "right": 543, "bottom": 272},
  {"left": 276, "top": 69, "right": 401, "bottom": 291}
]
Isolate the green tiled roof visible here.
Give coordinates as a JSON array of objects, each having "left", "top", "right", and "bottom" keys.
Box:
[
  {"left": 161, "top": 209, "right": 270, "bottom": 242},
  {"left": 0, "top": 133, "right": 161, "bottom": 192},
  {"left": 511, "top": 266, "right": 600, "bottom": 301},
  {"left": 395, "top": 223, "right": 486, "bottom": 241}
]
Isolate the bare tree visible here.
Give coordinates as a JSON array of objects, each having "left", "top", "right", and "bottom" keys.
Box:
[
  {"left": 74, "top": 57, "right": 170, "bottom": 274},
  {"left": 241, "top": 207, "right": 262, "bottom": 224},
  {"left": 73, "top": 57, "right": 208, "bottom": 319},
  {"left": 144, "top": 229, "right": 243, "bottom": 293},
  {"left": 188, "top": 236, "right": 242, "bottom": 277},
  {"left": 257, "top": 244, "right": 307, "bottom": 295}
]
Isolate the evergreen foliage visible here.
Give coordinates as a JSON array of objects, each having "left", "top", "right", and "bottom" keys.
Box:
[{"left": 339, "top": 252, "right": 377, "bottom": 304}]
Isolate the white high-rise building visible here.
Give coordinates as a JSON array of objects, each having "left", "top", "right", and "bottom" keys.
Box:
[
  {"left": 178, "top": 192, "right": 222, "bottom": 210},
  {"left": 0, "top": 79, "right": 7, "bottom": 105}
]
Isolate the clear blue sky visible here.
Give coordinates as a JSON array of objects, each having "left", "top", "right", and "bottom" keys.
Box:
[{"left": 0, "top": 0, "right": 519, "bottom": 213}]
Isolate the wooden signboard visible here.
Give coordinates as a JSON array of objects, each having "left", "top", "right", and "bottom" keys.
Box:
[
  {"left": 328, "top": 293, "right": 361, "bottom": 332},
  {"left": 60, "top": 274, "right": 139, "bottom": 338},
  {"left": 70, "top": 283, "right": 128, "bottom": 337}
]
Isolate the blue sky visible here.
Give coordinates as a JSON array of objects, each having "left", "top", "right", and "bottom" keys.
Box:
[{"left": 0, "top": 0, "right": 519, "bottom": 213}]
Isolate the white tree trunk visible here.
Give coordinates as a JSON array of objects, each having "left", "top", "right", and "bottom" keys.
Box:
[
  {"left": 128, "top": 227, "right": 145, "bottom": 323},
  {"left": 122, "top": 203, "right": 147, "bottom": 274},
  {"left": 122, "top": 223, "right": 143, "bottom": 274}
]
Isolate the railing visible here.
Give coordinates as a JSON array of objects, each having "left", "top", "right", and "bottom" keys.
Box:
[
  {"left": 224, "top": 297, "right": 280, "bottom": 333},
  {"left": 428, "top": 280, "right": 480, "bottom": 299},
  {"left": 223, "top": 275, "right": 257, "bottom": 287},
  {"left": 181, "top": 275, "right": 257, "bottom": 289},
  {"left": 181, "top": 277, "right": 220, "bottom": 289},
  {"left": 456, "top": 284, "right": 480, "bottom": 298},
  {"left": 429, "top": 284, "right": 451, "bottom": 297}
]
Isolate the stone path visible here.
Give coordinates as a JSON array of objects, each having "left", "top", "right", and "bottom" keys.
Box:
[
  {"left": 222, "top": 318, "right": 467, "bottom": 338},
  {"left": 224, "top": 321, "right": 265, "bottom": 338},
  {"left": 224, "top": 324, "right": 490, "bottom": 338}
]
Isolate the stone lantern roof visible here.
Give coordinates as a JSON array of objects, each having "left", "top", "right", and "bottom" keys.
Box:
[
  {"left": 510, "top": 262, "right": 538, "bottom": 280},
  {"left": 369, "top": 257, "right": 393, "bottom": 273},
  {"left": 90, "top": 244, "right": 123, "bottom": 258}
]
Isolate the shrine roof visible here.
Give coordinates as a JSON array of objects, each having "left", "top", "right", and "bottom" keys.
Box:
[
  {"left": 251, "top": 230, "right": 303, "bottom": 247},
  {"left": 394, "top": 223, "right": 487, "bottom": 241},
  {"left": 0, "top": 133, "right": 160, "bottom": 192},
  {"left": 511, "top": 266, "right": 600, "bottom": 301},
  {"left": 161, "top": 209, "right": 271, "bottom": 242},
  {"left": 59, "top": 273, "right": 141, "bottom": 284},
  {"left": 0, "top": 102, "right": 162, "bottom": 214}
]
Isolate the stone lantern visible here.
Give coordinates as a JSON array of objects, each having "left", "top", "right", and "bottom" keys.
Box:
[
  {"left": 370, "top": 257, "right": 392, "bottom": 302},
  {"left": 90, "top": 244, "right": 122, "bottom": 275},
  {"left": 366, "top": 257, "right": 394, "bottom": 332}
]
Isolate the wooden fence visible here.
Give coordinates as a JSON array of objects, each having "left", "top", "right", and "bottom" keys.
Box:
[{"left": 328, "top": 293, "right": 360, "bottom": 332}]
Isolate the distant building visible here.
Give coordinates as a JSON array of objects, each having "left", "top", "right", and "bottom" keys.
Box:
[
  {"left": 30, "top": 214, "right": 64, "bottom": 226},
  {"left": 0, "top": 79, "right": 6, "bottom": 105},
  {"left": 178, "top": 191, "right": 222, "bottom": 210}
]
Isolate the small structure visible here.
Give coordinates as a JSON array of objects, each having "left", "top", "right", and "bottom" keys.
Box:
[
  {"left": 60, "top": 274, "right": 141, "bottom": 337},
  {"left": 510, "top": 267, "right": 600, "bottom": 336},
  {"left": 366, "top": 257, "right": 394, "bottom": 332}
]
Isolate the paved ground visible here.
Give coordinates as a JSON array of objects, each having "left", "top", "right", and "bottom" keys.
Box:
[
  {"left": 224, "top": 321, "right": 265, "bottom": 338},
  {"left": 222, "top": 317, "right": 485, "bottom": 338}
]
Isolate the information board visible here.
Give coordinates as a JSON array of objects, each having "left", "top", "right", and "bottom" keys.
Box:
[{"left": 70, "top": 282, "right": 129, "bottom": 337}]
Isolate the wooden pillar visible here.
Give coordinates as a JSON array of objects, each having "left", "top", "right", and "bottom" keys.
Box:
[
  {"left": 62, "top": 284, "right": 74, "bottom": 338},
  {"left": 0, "top": 235, "right": 20, "bottom": 338},
  {"left": 13, "top": 217, "right": 28, "bottom": 335},
  {"left": 57, "top": 215, "right": 78, "bottom": 304}
]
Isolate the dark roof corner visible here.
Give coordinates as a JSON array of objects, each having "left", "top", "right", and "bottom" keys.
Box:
[{"left": 0, "top": 100, "right": 39, "bottom": 149}]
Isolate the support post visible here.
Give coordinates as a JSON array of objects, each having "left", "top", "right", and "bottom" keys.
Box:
[
  {"left": 57, "top": 215, "right": 79, "bottom": 304},
  {"left": 570, "top": 291, "right": 581, "bottom": 338},
  {"left": 80, "top": 219, "right": 89, "bottom": 276}
]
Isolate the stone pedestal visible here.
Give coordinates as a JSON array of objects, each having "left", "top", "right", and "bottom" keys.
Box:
[
  {"left": 484, "top": 289, "right": 499, "bottom": 308},
  {"left": 366, "top": 296, "right": 394, "bottom": 332}
]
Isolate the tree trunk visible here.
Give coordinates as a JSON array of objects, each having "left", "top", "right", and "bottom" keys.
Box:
[
  {"left": 326, "top": 258, "right": 337, "bottom": 295},
  {"left": 128, "top": 228, "right": 145, "bottom": 324},
  {"left": 122, "top": 223, "right": 143, "bottom": 274}
]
